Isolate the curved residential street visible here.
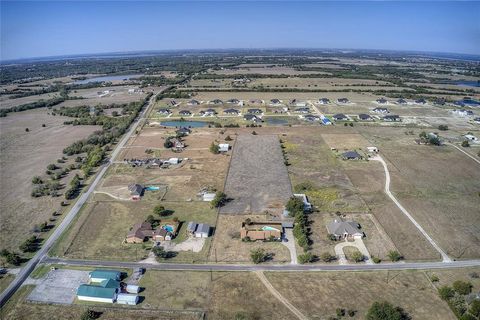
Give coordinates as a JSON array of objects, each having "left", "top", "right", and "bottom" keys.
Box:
[{"left": 370, "top": 155, "right": 452, "bottom": 262}]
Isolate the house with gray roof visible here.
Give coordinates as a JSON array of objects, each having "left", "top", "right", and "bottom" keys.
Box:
[
  {"left": 186, "top": 221, "right": 212, "bottom": 238},
  {"left": 341, "top": 151, "right": 362, "bottom": 160},
  {"left": 337, "top": 98, "right": 349, "bottom": 104},
  {"left": 224, "top": 108, "right": 240, "bottom": 115},
  {"left": 327, "top": 218, "right": 364, "bottom": 240},
  {"left": 128, "top": 184, "right": 144, "bottom": 200},
  {"left": 333, "top": 113, "right": 348, "bottom": 121}
]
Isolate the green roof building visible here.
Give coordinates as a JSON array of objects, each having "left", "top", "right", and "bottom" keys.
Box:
[
  {"left": 77, "top": 284, "right": 118, "bottom": 303},
  {"left": 89, "top": 270, "right": 121, "bottom": 282}
]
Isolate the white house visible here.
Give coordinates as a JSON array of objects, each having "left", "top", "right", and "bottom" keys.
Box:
[
  {"left": 367, "top": 146, "right": 379, "bottom": 153},
  {"left": 167, "top": 158, "right": 179, "bottom": 165}
]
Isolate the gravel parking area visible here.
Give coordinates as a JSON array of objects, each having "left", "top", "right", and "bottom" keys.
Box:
[
  {"left": 220, "top": 134, "right": 292, "bottom": 214},
  {"left": 27, "top": 269, "right": 90, "bottom": 304}
]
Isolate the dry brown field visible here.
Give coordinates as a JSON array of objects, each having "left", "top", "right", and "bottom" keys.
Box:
[
  {"left": 0, "top": 92, "right": 61, "bottom": 110},
  {"left": 265, "top": 270, "right": 457, "bottom": 320},
  {"left": 0, "top": 108, "right": 99, "bottom": 251},
  {"left": 358, "top": 126, "right": 480, "bottom": 259}
]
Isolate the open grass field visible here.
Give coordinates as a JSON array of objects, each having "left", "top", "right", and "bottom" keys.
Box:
[
  {"left": 358, "top": 126, "right": 480, "bottom": 259},
  {"left": 0, "top": 108, "right": 100, "bottom": 251},
  {"left": 55, "top": 200, "right": 217, "bottom": 262},
  {"left": 265, "top": 270, "right": 457, "bottom": 320},
  {"left": 209, "top": 214, "right": 291, "bottom": 263}
]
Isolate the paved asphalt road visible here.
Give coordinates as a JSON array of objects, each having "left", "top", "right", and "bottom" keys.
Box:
[
  {"left": 44, "top": 257, "right": 480, "bottom": 272},
  {"left": 0, "top": 91, "right": 160, "bottom": 308}
]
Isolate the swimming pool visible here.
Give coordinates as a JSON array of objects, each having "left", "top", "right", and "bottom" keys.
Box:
[
  {"left": 145, "top": 186, "right": 160, "bottom": 191},
  {"left": 163, "top": 225, "right": 174, "bottom": 233},
  {"left": 262, "top": 226, "right": 280, "bottom": 232}
]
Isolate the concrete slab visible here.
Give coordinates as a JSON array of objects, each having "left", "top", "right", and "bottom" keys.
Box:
[{"left": 27, "top": 269, "right": 90, "bottom": 304}]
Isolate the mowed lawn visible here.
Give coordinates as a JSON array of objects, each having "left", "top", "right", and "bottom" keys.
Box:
[
  {"left": 359, "top": 126, "right": 480, "bottom": 259},
  {"left": 265, "top": 270, "right": 456, "bottom": 320},
  {"left": 57, "top": 200, "right": 217, "bottom": 262}
]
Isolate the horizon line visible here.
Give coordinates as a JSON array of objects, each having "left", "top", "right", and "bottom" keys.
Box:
[{"left": 2, "top": 47, "right": 480, "bottom": 65}]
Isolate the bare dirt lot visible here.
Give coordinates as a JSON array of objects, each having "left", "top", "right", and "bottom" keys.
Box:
[
  {"left": 220, "top": 134, "right": 293, "bottom": 215},
  {"left": 0, "top": 92, "right": 61, "bottom": 110},
  {"left": 0, "top": 108, "right": 99, "bottom": 251},
  {"left": 358, "top": 126, "right": 480, "bottom": 259}
]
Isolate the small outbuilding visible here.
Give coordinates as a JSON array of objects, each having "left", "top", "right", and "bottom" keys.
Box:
[
  {"left": 218, "top": 144, "right": 230, "bottom": 152},
  {"left": 117, "top": 293, "right": 139, "bottom": 305}
]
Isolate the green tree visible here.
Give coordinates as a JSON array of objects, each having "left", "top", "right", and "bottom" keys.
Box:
[
  {"left": 285, "top": 196, "right": 304, "bottom": 217},
  {"left": 438, "top": 124, "right": 448, "bottom": 131},
  {"left": 469, "top": 300, "right": 480, "bottom": 318},
  {"left": 459, "top": 313, "right": 476, "bottom": 320},
  {"left": 452, "top": 280, "right": 472, "bottom": 295},
  {"left": 438, "top": 286, "right": 455, "bottom": 301},
  {"left": 320, "top": 252, "right": 336, "bottom": 262},
  {"left": 250, "top": 248, "right": 268, "bottom": 264},
  {"left": 211, "top": 191, "right": 227, "bottom": 208},
  {"left": 366, "top": 301, "right": 407, "bottom": 320},
  {"left": 152, "top": 246, "right": 175, "bottom": 260},
  {"left": 20, "top": 236, "right": 38, "bottom": 253},
  {"left": 32, "top": 176, "right": 43, "bottom": 184},
  {"left": 47, "top": 164, "right": 57, "bottom": 170},
  {"left": 153, "top": 205, "right": 166, "bottom": 216},
  {"left": 225, "top": 135, "right": 232, "bottom": 141},
  {"left": 387, "top": 250, "right": 402, "bottom": 262},
  {"left": 146, "top": 215, "right": 156, "bottom": 225},
  {"left": 462, "top": 140, "right": 470, "bottom": 148},
  {"left": 209, "top": 142, "right": 220, "bottom": 154},
  {"left": 298, "top": 252, "right": 316, "bottom": 264},
  {"left": 350, "top": 251, "right": 364, "bottom": 263},
  {"left": 164, "top": 137, "right": 173, "bottom": 148}
]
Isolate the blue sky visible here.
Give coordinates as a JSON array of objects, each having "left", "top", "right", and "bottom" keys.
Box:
[{"left": 1, "top": 1, "right": 479, "bottom": 60}]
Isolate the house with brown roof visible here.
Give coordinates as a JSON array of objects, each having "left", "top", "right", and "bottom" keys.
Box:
[
  {"left": 126, "top": 222, "right": 154, "bottom": 243},
  {"left": 240, "top": 221, "right": 282, "bottom": 241}
]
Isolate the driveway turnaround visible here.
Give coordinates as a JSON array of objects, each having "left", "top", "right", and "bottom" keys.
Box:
[
  {"left": 27, "top": 269, "right": 90, "bottom": 304},
  {"left": 370, "top": 155, "right": 451, "bottom": 262},
  {"left": 334, "top": 238, "right": 372, "bottom": 265}
]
